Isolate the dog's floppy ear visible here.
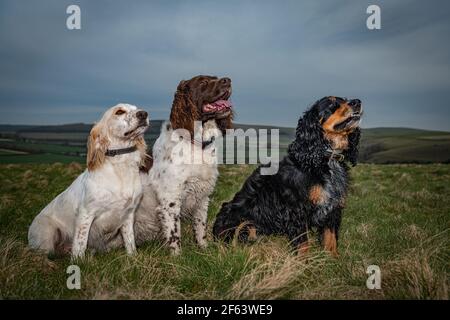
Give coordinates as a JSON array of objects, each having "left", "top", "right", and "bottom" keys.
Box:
[
  {"left": 87, "top": 122, "right": 109, "bottom": 171},
  {"left": 169, "top": 80, "right": 200, "bottom": 139},
  {"left": 344, "top": 127, "right": 361, "bottom": 166},
  {"left": 288, "top": 104, "right": 329, "bottom": 171},
  {"left": 135, "top": 135, "right": 150, "bottom": 168}
]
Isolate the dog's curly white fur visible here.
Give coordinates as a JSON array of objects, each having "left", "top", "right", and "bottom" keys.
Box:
[{"left": 27, "top": 104, "right": 149, "bottom": 258}]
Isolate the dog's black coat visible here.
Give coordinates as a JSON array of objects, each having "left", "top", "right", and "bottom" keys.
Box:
[{"left": 213, "top": 97, "right": 361, "bottom": 250}]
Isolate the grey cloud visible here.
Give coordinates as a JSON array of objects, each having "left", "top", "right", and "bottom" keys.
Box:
[{"left": 0, "top": 0, "right": 449, "bottom": 130}]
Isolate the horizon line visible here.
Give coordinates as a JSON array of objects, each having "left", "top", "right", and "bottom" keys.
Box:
[{"left": 0, "top": 122, "right": 449, "bottom": 134}]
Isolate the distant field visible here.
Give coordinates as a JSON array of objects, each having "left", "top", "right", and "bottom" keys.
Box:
[
  {"left": 0, "top": 123, "right": 449, "bottom": 164},
  {"left": 0, "top": 140, "right": 85, "bottom": 154},
  {"left": 0, "top": 163, "right": 448, "bottom": 299},
  {"left": 0, "top": 153, "right": 83, "bottom": 164},
  {"left": 359, "top": 128, "right": 450, "bottom": 163},
  {"left": 0, "top": 148, "right": 28, "bottom": 155},
  {"left": 17, "top": 132, "right": 88, "bottom": 142}
]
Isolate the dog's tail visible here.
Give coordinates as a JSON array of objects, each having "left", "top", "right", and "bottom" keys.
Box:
[
  {"left": 213, "top": 202, "right": 235, "bottom": 242},
  {"left": 213, "top": 202, "right": 255, "bottom": 243}
]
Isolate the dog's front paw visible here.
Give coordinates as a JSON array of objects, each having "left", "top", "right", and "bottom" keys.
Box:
[
  {"left": 126, "top": 247, "right": 137, "bottom": 256},
  {"left": 71, "top": 249, "right": 85, "bottom": 261},
  {"left": 170, "top": 245, "right": 181, "bottom": 256},
  {"left": 196, "top": 239, "right": 208, "bottom": 249}
]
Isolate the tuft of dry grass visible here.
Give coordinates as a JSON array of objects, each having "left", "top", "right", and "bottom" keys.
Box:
[
  {"left": 0, "top": 237, "right": 60, "bottom": 298},
  {"left": 383, "top": 232, "right": 449, "bottom": 300},
  {"left": 227, "top": 242, "right": 328, "bottom": 299}
]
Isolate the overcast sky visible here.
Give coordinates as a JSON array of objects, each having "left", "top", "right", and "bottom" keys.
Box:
[{"left": 1, "top": 0, "right": 449, "bottom": 130}]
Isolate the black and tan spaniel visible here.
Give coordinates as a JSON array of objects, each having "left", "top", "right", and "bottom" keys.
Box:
[{"left": 213, "top": 96, "right": 362, "bottom": 256}]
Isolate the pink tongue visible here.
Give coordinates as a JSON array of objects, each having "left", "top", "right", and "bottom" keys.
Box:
[{"left": 203, "top": 100, "right": 232, "bottom": 113}]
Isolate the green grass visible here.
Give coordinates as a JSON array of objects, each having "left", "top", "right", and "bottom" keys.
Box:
[{"left": 0, "top": 163, "right": 449, "bottom": 299}]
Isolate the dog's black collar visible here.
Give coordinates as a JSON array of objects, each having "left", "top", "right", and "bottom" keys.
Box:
[
  {"left": 202, "top": 137, "right": 215, "bottom": 149},
  {"left": 192, "top": 137, "right": 215, "bottom": 149},
  {"left": 325, "top": 148, "right": 345, "bottom": 162},
  {"left": 105, "top": 146, "right": 137, "bottom": 157}
]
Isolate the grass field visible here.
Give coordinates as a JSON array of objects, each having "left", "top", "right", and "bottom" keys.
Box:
[{"left": 0, "top": 163, "right": 448, "bottom": 299}]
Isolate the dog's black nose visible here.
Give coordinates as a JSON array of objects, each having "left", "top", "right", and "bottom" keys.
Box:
[
  {"left": 220, "top": 77, "right": 231, "bottom": 85},
  {"left": 348, "top": 99, "right": 361, "bottom": 112},
  {"left": 137, "top": 111, "right": 148, "bottom": 120}
]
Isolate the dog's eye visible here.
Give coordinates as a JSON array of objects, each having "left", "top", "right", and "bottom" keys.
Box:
[
  {"left": 329, "top": 102, "right": 339, "bottom": 111},
  {"left": 115, "top": 110, "right": 126, "bottom": 115},
  {"left": 320, "top": 109, "right": 332, "bottom": 120}
]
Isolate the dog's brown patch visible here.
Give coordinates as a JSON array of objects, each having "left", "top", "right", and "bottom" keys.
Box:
[
  {"left": 170, "top": 75, "right": 233, "bottom": 138},
  {"left": 248, "top": 226, "right": 257, "bottom": 241},
  {"left": 322, "top": 103, "right": 351, "bottom": 131},
  {"left": 298, "top": 241, "right": 310, "bottom": 255},
  {"left": 139, "top": 153, "right": 153, "bottom": 173},
  {"left": 309, "top": 185, "right": 327, "bottom": 205},
  {"left": 323, "top": 131, "right": 349, "bottom": 150},
  {"left": 322, "top": 101, "right": 352, "bottom": 150},
  {"left": 170, "top": 88, "right": 201, "bottom": 139},
  {"left": 323, "top": 229, "right": 338, "bottom": 257},
  {"left": 86, "top": 124, "right": 108, "bottom": 171}
]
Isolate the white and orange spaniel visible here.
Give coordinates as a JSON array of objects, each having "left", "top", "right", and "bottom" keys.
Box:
[{"left": 28, "top": 104, "right": 149, "bottom": 258}]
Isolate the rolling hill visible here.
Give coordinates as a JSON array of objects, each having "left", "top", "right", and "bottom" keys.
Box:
[{"left": 0, "top": 123, "right": 449, "bottom": 164}]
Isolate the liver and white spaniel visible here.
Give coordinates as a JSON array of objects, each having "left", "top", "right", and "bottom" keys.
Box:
[
  {"left": 134, "top": 75, "right": 233, "bottom": 254},
  {"left": 28, "top": 104, "right": 149, "bottom": 258}
]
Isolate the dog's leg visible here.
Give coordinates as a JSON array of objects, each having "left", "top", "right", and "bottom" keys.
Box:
[
  {"left": 212, "top": 203, "right": 243, "bottom": 242},
  {"left": 289, "top": 229, "right": 309, "bottom": 254},
  {"left": 297, "top": 233, "right": 310, "bottom": 255},
  {"left": 28, "top": 215, "right": 60, "bottom": 255},
  {"left": 192, "top": 197, "right": 209, "bottom": 248},
  {"left": 72, "top": 207, "right": 95, "bottom": 259},
  {"left": 247, "top": 225, "right": 257, "bottom": 242},
  {"left": 158, "top": 200, "right": 182, "bottom": 255},
  {"left": 322, "top": 228, "right": 338, "bottom": 257},
  {"left": 121, "top": 210, "right": 137, "bottom": 255},
  {"left": 319, "top": 208, "right": 342, "bottom": 257}
]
